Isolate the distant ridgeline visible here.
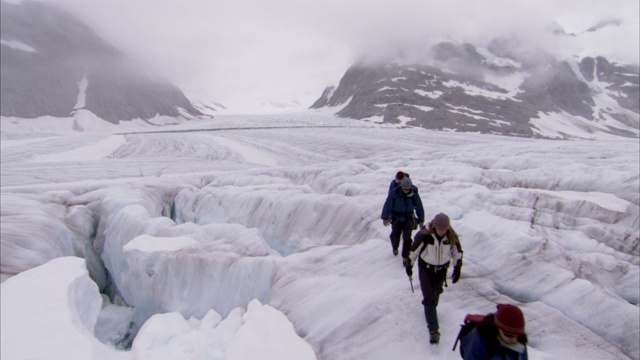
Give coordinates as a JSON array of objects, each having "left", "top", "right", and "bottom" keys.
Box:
[
  {"left": 0, "top": 1, "right": 202, "bottom": 124},
  {"left": 311, "top": 40, "right": 640, "bottom": 139}
]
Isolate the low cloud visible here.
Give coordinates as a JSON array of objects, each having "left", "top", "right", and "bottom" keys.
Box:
[{"left": 43, "top": 0, "right": 639, "bottom": 112}]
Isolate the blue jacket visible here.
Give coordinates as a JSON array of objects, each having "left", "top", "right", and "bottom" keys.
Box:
[
  {"left": 388, "top": 179, "right": 400, "bottom": 193},
  {"left": 381, "top": 186, "right": 424, "bottom": 223},
  {"left": 462, "top": 328, "right": 528, "bottom": 360}
]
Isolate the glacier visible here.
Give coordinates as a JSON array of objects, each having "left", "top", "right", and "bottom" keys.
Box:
[{"left": 1, "top": 111, "right": 638, "bottom": 360}]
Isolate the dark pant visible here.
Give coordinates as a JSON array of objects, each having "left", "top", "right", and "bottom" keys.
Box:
[
  {"left": 419, "top": 263, "right": 446, "bottom": 332},
  {"left": 389, "top": 218, "right": 414, "bottom": 257}
]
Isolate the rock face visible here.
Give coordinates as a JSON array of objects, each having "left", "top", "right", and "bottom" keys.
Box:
[
  {"left": 1, "top": 1, "right": 202, "bottom": 123},
  {"left": 311, "top": 40, "right": 639, "bottom": 138}
]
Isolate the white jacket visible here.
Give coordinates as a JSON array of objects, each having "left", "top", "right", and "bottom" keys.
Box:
[{"left": 409, "top": 231, "right": 462, "bottom": 267}]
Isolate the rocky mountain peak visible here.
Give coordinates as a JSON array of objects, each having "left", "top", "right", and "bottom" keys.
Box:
[
  {"left": 311, "top": 40, "right": 639, "bottom": 139},
  {"left": 0, "top": 0, "right": 202, "bottom": 123}
]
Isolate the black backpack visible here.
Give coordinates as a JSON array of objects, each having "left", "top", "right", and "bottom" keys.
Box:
[{"left": 452, "top": 314, "right": 485, "bottom": 358}]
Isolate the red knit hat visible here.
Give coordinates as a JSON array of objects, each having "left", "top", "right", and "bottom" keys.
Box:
[
  {"left": 494, "top": 304, "right": 526, "bottom": 335},
  {"left": 395, "top": 171, "right": 405, "bottom": 180}
]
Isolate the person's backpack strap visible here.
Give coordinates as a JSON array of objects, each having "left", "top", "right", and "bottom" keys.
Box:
[
  {"left": 419, "top": 234, "right": 430, "bottom": 256},
  {"left": 452, "top": 314, "right": 485, "bottom": 358}
]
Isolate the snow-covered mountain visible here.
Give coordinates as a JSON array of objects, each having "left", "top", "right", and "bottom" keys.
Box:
[
  {"left": 0, "top": 0, "right": 203, "bottom": 123},
  {"left": 190, "top": 98, "right": 226, "bottom": 117},
  {"left": 311, "top": 39, "right": 639, "bottom": 139}
]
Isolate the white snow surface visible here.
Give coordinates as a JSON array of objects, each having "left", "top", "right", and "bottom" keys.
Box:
[
  {"left": 1, "top": 257, "right": 130, "bottom": 360},
  {"left": 1, "top": 111, "right": 639, "bottom": 360}
]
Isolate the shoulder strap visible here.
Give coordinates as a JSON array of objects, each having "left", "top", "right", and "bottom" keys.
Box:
[{"left": 419, "top": 234, "right": 432, "bottom": 255}]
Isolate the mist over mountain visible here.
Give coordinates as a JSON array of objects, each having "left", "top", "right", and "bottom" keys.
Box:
[
  {"left": 586, "top": 19, "right": 623, "bottom": 33},
  {"left": 0, "top": 0, "right": 202, "bottom": 123},
  {"left": 311, "top": 38, "right": 639, "bottom": 139}
]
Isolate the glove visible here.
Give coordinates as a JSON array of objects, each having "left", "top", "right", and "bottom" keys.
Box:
[
  {"left": 452, "top": 260, "right": 462, "bottom": 284},
  {"left": 403, "top": 257, "right": 413, "bottom": 277},
  {"left": 383, "top": 219, "right": 390, "bottom": 227}
]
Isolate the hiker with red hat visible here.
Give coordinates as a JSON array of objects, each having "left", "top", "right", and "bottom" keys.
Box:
[
  {"left": 381, "top": 173, "right": 424, "bottom": 258},
  {"left": 404, "top": 213, "right": 463, "bottom": 344},
  {"left": 460, "top": 304, "right": 529, "bottom": 359}
]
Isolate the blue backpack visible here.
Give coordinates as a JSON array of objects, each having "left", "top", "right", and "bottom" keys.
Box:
[{"left": 452, "top": 314, "right": 485, "bottom": 358}]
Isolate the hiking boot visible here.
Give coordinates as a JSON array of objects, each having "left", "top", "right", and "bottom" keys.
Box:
[
  {"left": 429, "top": 330, "right": 440, "bottom": 344},
  {"left": 392, "top": 248, "right": 398, "bottom": 256}
]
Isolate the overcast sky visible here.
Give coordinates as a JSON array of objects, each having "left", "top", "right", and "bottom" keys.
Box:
[{"left": 48, "top": 0, "right": 639, "bottom": 113}]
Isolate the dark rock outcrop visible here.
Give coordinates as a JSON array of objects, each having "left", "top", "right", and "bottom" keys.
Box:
[{"left": 311, "top": 41, "right": 639, "bottom": 139}]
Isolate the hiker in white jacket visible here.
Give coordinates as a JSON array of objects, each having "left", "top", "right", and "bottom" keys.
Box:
[{"left": 404, "top": 213, "right": 463, "bottom": 344}]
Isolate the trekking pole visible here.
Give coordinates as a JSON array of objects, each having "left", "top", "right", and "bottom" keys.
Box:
[{"left": 404, "top": 260, "right": 414, "bottom": 293}]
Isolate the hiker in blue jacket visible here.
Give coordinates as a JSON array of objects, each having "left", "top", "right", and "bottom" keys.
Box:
[
  {"left": 461, "top": 304, "right": 529, "bottom": 360},
  {"left": 381, "top": 176, "right": 424, "bottom": 257}
]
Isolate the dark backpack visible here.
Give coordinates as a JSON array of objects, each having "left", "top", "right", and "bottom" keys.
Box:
[
  {"left": 452, "top": 314, "right": 485, "bottom": 358},
  {"left": 392, "top": 186, "right": 418, "bottom": 228}
]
